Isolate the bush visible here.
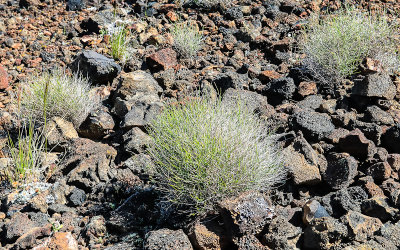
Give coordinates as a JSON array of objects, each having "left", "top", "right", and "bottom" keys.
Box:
[
  {"left": 171, "top": 22, "right": 203, "bottom": 58},
  {"left": 16, "top": 68, "right": 99, "bottom": 127},
  {"left": 299, "top": 7, "right": 399, "bottom": 85},
  {"left": 147, "top": 97, "right": 285, "bottom": 215}
]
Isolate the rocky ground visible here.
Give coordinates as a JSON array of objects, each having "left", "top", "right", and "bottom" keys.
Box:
[{"left": 1, "top": 0, "right": 400, "bottom": 249}]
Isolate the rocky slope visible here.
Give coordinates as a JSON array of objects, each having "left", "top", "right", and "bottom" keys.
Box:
[{"left": 1, "top": 0, "right": 400, "bottom": 249}]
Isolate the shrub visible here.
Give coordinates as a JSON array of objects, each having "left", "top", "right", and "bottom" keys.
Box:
[
  {"left": 147, "top": 97, "right": 285, "bottom": 215},
  {"left": 16, "top": 68, "right": 99, "bottom": 127},
  {"left": 299, "top": 7, "right": 399, "bottom": 85},
  {"left": 171, "top": 22, "right": 203, "bottom": 58}
]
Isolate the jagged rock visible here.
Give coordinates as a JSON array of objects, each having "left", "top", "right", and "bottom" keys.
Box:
[
  {"left": 13, "top": 224, "right": 52, "bottom": 249},
  {"left": 78, "top": 107, "right": 115, "bottom": 140},
  {"left": 262, "top": 215, "right": 301, "bottom": 249},
  {"left": 146, "top": 48, "right": 178, "bottom": 71},
  {"left": 321, "top": 152, "right": 358, "bottom": 190},
  {"left": 123, "top": 127, "right": 152, "bottom": 154},
  {"left": 302, "top": 200, "right": 330, "bottom": 226},
  {"left": 120, "top": 96, "right": 163, "bottom": 129},
  {"left": 295, "top": 95, "right": 323, "bottom": 110},
  {"left": 68, "top": 187, "right": 86, "bottom": 207},
  {"left": 304, "top": 217, "right": 348, "bottom": 249},
  {"left": 235, "top": 235, "right": 267, "bottom": 250},
  {"left": 361, "top": 196, "right": 398, "bottom": 222},
  {"left": 144, "top": 229, "right": 193, "bottom": 250},
  {"left": 5, "top": 212, "right": 36, "bottom": 242},
  {"left": 70, "top": 50, "right": 121, "bottom": 85},
  {"left": 283, "top": 145, "right": 322, "bottom": 185},
  {"left": 219, "top": 191, "right": 274, "bottom": 236},
  {"left": 265, "top": 77, "right": 296, "bottom": 105},
  {"left": 54, "top": 138, "right": 117, "bottom": 193},
  {"left": 44, "top": 116, "right": 79, "bottom": 152},
  {"left": 349, "top": 120, "right": 383, "bottom": 146},
  {"left": 338, "top": 129, "right": 376, "bottom": 160},
  {"left": 189, "top": 219, "right": 230, "bottom": 250},
  {"left": 366, "top": 162, "right": 392, "bottom": 182},
  {"left": 352, "top": 73, "right": 396, "bottom": 100},
  {"left": 0, "top": 65, "right": 8, "bottom": 90},
  {"left": 341, "top": 211, "right": 383, "bottom": 242},
  {"left": 38, "top": 232, "right": 79, "bottom": 250},
  {"left": 66, "top": 0, "right": 84, "bottom": 11},
  {"left": 382, "top": 179, "right": 400, "bottom": 206},
  {"left": 85, "top": 216, "right": 107, "bottom": 247},
  {"left": 382, "top": 124, "right": 400, "bottom": 153},
  {"left": 365, "top": 105, "right": 394, "bottom": 125},
  {"left": 222, "top": 88, "right": 274, "bottom": 117},
  {"left": 212, "top": 71, "right": 249, "bottom": 93},
  {"left": 290, "top": 110, "right": 335, "bottom": 141},
  {"left": 378, "top": 221, "right": 400, "bottom": 247}
]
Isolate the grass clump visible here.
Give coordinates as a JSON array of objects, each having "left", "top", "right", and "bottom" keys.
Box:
[
  {"left": 171, "top": 22, "right": 203, "bottom": 58},
  {"left": 6, "top": 120, "right": 46, "bottom": 185},
  {"left": 299, "top": 7, "right": 399, "bottom": 85},
  {"left": 147, "top": 97, "right": 285, "bottom": 215},
  {"left": 102, "top": 22, "right": 133, "bottom": 63},
  {"left": 17, "top": 68, "right": 99, "bottom": 127}
]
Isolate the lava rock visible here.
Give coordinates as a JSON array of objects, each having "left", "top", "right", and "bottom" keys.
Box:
[
  {"left": 352, "top": 73, "right": 396, "bottom": 100},
  {"left": 66, "top": 0, "right": 84, "bottom": 11},
  {"left": 364, "top": 105, "right": 394, "bottom": 125},
  {"left": 70, "top": 50, "right": 121, "bottom": 85},
  {"left": 0, "top": 65, "right": 8, "bottom": 90},
  {"left": 366, "top": 162, "right": 392, "bottom": 182},
  {"left": 341, "top": 210, "right": 383, "bottom": 242},
  {"left": 144, "top": 229, "right": 193, "bottom": 250},
  {"left": 219, "top": 191, "right": 274, "bottom": 236},
  {"left": 265, "top": 77, "right": 296, "bottom": 105},
  {"left": 189, "top": 219, "right": 230, "bottom": 250},
  {"left": 303, "top": 217, "right": 348, "bottom": 249},
  {"left": 290, "top": 110, "right": 335, "bottom": 141},
  {"left": 378, "top": 221, "right": 400, "bottom": 247},
  {"left": 321, "top": 152, "right": 358, "bottom": 190},
  {"left": 146, "top": 48, "right": 178, "bottom": 71},
  {"left": 44, "top": 117, "right": 79, "bottom": 152},
  {"left": 262, "top": 215, "right": 302, "bottom": 249},
  {"left": 225, "top": 6, "right": 244, "bottom": 19},
  {"left": 283, "top": 145, "right": 322, "bottom": 185},
  {"left": 338, "top": 129, "right": 376, "bottom": 160},
  {"left": 212, "top": 71, "right": 249, "bottom": 93},
  {"left": 78, "top": 107, "right": 115, "bottom": 140},
  {"left": 68, "top": 188, "right": 86, "bottom": 206},
  {"left": 123, "top": 127, "right": 152, "bottom": 154},
  {"left": 295, "top": 95, "right": 323, "bottom": 110},
  {"left": 382, "top": 124, "right": 400, "bottom": 153},
  {"left": 361, "top": 196, "right": 398, "bottom": 222}
]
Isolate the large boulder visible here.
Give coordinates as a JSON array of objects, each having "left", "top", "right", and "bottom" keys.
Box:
[
  {"left": 290, "top": 110, "right": 335, "bottom": 141},
  {"left": 352, "top": 73, "right": 396, "bottom": 100},
  {"left": 70, "top": 50, "right": 121, "bottom": 85}
]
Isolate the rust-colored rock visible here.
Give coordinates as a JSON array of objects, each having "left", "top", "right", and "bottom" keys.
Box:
[
  {"left": 189, "top": 220, "right": 229, "bottom": 250},
  {"left": 259, "top": 70, "right": 282, "bottom": 83},
  {"left": 146, "top": 48, "right": 178, "bottom": 71},
  {"left": 298, "top": 81, "right": 317, "bottom": 97},
  {"left": 342, "top": 211, "right": 383, "bottom": 242},
  {"left": 0, "top": 65, "right": 8, "bottom": 90}
]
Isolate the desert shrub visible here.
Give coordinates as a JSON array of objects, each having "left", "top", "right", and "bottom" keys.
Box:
[
  {"left": 16, "top": 68, "right": 99, "bottom": 127},
  {"left": 171, "top": 22, "right": 203, "bottom": 58},
  {"left": 147, "top": 97, "right": 285, "bottom": 215},
  {"left": 299, "top": 7, "right": 399, "bottom": 85}
]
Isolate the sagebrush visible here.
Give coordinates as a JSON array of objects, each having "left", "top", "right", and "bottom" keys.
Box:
[
  {"left": 171, "top": 22, "right": 203, "bottom": 58},
  {"left": 102, "top": 22, "right": 133, "bottom": 63},
  {"left": 16, "top": 68, "right": 99, "bottom": 127},
  {"left": 147, "top": 97, "right": 285, "bottom": 215},
  {"left": 299, "top": 7, "right": 399, "bottom": 85}
]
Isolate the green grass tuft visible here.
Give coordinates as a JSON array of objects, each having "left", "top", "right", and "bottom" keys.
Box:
[
  {"left": 147, "top": 97, "right": 285, "bottom": 215},
  {"left": 171, "top": 22, "right": 203, "bottom": 58},
  {"left": 16, "top": 68, "right": 99, "bottom": 128},
  {"left": 299, "top": 7, "right": 399, "bottom": 85}
]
